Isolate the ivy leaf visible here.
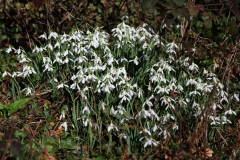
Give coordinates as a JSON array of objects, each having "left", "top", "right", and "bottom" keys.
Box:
[
  {"left": 196, "top": 4, "right": 204, "bottom": 11},
  {"left": 179, "top": 8, "right": 190, "bottom": 22},
  {"left": 174, "top": 0, "right": 184, "bottom": 6},
  {"left": 189, "top": 7, "right": 199, "bottom": 16},
  {"left": 188, "top": 1, "right": 199, "bottom": 16},
  {"left": 206, "top": 30, "right": 213, "bottom": 38},
  {"left": 140, "top": 0, "right": 157, "bottom": 14},
  {"left": 204, "top": 18, "right": 212, "bottom": 29}
]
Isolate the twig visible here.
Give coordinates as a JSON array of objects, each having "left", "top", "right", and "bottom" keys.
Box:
[
  {"left": 0, "top": 125, "right": 15, "bottom": 160},
  {"left": 132, "top": 0, "right": 142, "bottom": 24},
  {"left": 15, "top": 9, "right": 33, "bottom": 50}
]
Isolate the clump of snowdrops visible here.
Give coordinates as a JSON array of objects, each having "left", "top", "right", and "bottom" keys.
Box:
[{"left": 2, "top": 21, "right": 239, "bottom": 158}]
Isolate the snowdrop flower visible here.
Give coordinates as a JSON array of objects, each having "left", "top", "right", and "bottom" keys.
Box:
[
  {"left": 117, "top": 57, "right": 128, "bottom": 63},
  {"left": 43, "top": 63, "right": 54, "bottom": 72},
  {"left": 57, "top": 83, "right": 69, "bottom": 89},
  {"left": 140, "top": 128, "right": 151, "bottom": 136},
  {"left": 163, "top": 63, "right": 175, "bottom": 73},
  {"left": 152, "top": 124, "right": 162, "bottom": 132},
  {"left": 148, "top": 109, "right": 160, "bottom": 121},
  {"left": 6, "top": 46, "right": 13, "bottom": 53},
  {"left": 180, "top": 57, "right": 189, "bottom": 67},
  {"left": 62, "top": 50, "right": 72, "bottom": 57},
  {"left": 162, "top": 113, "right": 175, "bottom": 124},
  {"left": 162, "top": 23, "right": 167, "bottom": 28},
  {"left": 160, "top": 96, "right": 175, "bottom": 107},
  {"left": 60, "top": 122, "right": 68, "bottom": 132},
  {"left": 22, "top": 87, "right": 34, "bottom": 96},
  {"left": 218, "top": 90, "right": 228, "bottom": 98},
  {"left": 11, "top": 72, "right": 20, "bottom": 78},
  {"left": 110, "top": 107, "right": 117, "bottom": 116},
  {"left": 115, "top": 105, "right": 126, "bottom": 115},
  {"left": 233, "top": 94, "right": 239, "bottom": 102},
  {"left": 48, "top": 32, "right": 58, "bottom": 39},
  {"left": 143, "top": 95, "right": 154, "bottom": 107},
  {"left": 33, "top": 46, "right": 45, "bottom": 53},
  {"left": 218, "top": 83, "right": 224, "bottom": 89},
  {"left": 189, "top": 62, "right": 199, "bottom": 71},
  {"left": 101, "top": 102, "right": 106, "bottom": 111},
  {"left": 213, "top": 62, "right": 219, "bottom": 69},
  {"left": 75, "top": 55, "right": 88, "bottom": 64},
  {"left": 159, "top": 129, "right": 170, "bottom": 139},
  {"left": 51, "top": 77, "right": 58, "bottom": 83},
  {"left": 221, "top": 116, "right": 232, "bottom": 124},
  {"left": 209, "top": 116, "right": 220, "bottom": 125},
  {"left": 189, "top": 90, "right": 201, "bottom": 96},
  {"left": 15, "top": 48, "right": 22, "bottom": 54},
  {"left": 186, "top": 79, "right": 198, "bottom": 86},
  {"left": 82, "top": 117, "right": 92, "bottom": 127},
  {"left": 59, "top": 110, "right": 66, "bottom": 120},
  {"left": 82, "top": 106, "right": 91, "bottom": 115},
  {"left": 224, "top": 109, "right": 236, "bottom": 115},
  {"left": 54, "top": 42, "right": 60, "bottom": 48},
  {"left": 166, "top": 41, "right": 178, "bottom": 54},
  {"left": 192, "top": 102, "right": 199, "bottom": 108},
  {"left": 42, "top": 57, "right": 54, "bottom": 72},
  {"left": 18, "top": 54, "right": 31, "bottom": 63},
  {"left": 118, "top": 133, "right": 127, "bottom": 139},
  {"left": 137, "top": 87, "right": 143, "bottom": 98},
  {"left": 62, "top": 57, "right": 70, "bottom": 64},
  {"left": 178, "top": 98, "right": 188, "bottom": 106},
  {"left": 53, "top": 52, "right": 63, "bottom": 64},
  {"left": 203, "top": 68, "right": 208, "bottom": 74},
  {"left": 220, "top": 96, "right": 229, "bottom": 103},
  {"left": 101, "top": 82, "right": 115, "bottom": 93},
  {"left": 119, "top": 90, "right": 131, "bottom": 103},
  {"left": 39, "top": 33, "right": 47, "bottom": 40},
  {"left": 70, "top": 81, "right": 80, "bottom": 90},
  {"left": 129, "top": 56, "right": 139, "bottom": 65},
  {"left": 142, "top": 42, "right": 148, "bottom": 49},
  {"left": 176, "top": 84, "right": 184, "bottom": 92},
  {"left": 148, "top": 82, "right": 152, "bottom": 91},
  {"left": 18, "top": 65, "right": 37, "bottom": 77},
  {"left": 140, "top": 137, "right": 158, "bottom": 148},
  {"left": 108, "top": 122, "right": 119, "bottom": 132},
  {"left": 198, "top": 83, "right": 213, "bottom": 93},
  {"left": 135, "top": 108, "right": 151, "bottom": 119},
  {"left": 172, "top": 124, "right": 178, "bottom": 130},
  {"left": 2, "top": 71, "right": 11, "bottom": 77},
  {"left": 154, "top": 85, "right": 170, "bottom": 94}
]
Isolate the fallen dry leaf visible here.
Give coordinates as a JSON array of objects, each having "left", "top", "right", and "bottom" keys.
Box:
[
  {"left": 49, "top": 122, "right": 55, "bottom": 127},
  {"left": 121, "top": 149, "right": 129, "bottom": 159},
  {"left": 39, "top": 147, "right": 57, "bottom": 160},
  {"left": 205, "top": 148, "right": 214, "bottom": 158},
  {"left": 52, "top": 126, "right": 63, "bottom": 135}
]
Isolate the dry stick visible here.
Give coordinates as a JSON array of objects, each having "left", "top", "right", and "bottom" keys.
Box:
[
  {"left": 200, "top": 84, "right": 218, "bottom": 159},
  {"left": 0, "top": 125, "right": 15, "bottom": 160},
  {"left": 59, "top": 1, "right": 84, "bottom": 25},
  {"left": 132, "top": 0, "right": 142, "bottom": 24},
  {"left": 16, "top": 9, "right": 33, "bottom": 50},
  {"left": 141, "top": 145, "right": 158, "bottom": 160}
]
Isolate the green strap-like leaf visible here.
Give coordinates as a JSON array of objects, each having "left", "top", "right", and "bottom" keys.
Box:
[{"left": 7, "top": 98, "right": 31, "bottom": 116}]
